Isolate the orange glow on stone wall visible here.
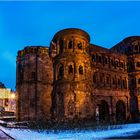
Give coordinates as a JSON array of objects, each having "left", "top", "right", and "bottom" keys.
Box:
[{"left": 76, "top": 91, "right": 86, "bottom": 113}]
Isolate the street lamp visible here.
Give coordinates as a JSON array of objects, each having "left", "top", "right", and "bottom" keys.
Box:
[{"left": 10, "top": 93, "right": 16, "bottom": 99}]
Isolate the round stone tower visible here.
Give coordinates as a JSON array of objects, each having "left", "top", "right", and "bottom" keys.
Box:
[
  {"left": 16, "top": 46, "right": 53, "bottom": 121},
  {"left": 50, "top": 28, "right": 92, "bottom": 120}
]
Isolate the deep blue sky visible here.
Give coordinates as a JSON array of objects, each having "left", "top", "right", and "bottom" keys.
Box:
[{"left": 0, "top": 1, "right": 140, "bottom": 90}]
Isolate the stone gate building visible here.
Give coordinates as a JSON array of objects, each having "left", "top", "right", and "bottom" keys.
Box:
[{"left": 16, "top": 28, "right": 140, "bottom": 122}]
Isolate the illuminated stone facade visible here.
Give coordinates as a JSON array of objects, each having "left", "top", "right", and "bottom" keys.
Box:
[
  {"left": 0, "top": 82, "right": 16, "bottom": 113},
  {"left": 16, "top": 28, "right": 139, "bottom": 123}
]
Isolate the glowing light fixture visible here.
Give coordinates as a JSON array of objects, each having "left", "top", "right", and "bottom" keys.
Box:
[{"left": 11, "top": 93, "right": 16, "bottom": 99}]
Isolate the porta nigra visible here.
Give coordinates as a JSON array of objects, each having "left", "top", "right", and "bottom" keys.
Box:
[{"left": 16, "top": 28, "right": 140, "bottom": 123}]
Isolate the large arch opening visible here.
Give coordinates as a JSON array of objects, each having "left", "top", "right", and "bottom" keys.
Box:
[
  {"left": 116, "top": 100, "right": 126, "bottom": 122},
  {"left": 130, "top": 96, "right": 139, "bottom": 120},
  {"left": 98, "top": 100, "right": 110, "bottom": 122}
]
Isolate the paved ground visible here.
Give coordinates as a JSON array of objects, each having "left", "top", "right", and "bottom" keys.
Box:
[
  {"left": 0, "top": 129, "right": 14, "bottom": 140},
  {"left": 107, "top": 131, "right": 140, "bottom": 139}
]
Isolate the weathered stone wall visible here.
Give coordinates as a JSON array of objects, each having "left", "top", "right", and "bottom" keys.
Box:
[
  {"left": 16, "top": 47, "right": 53, "bottom": 121},
  {"left": 112, "top": 36, "right": 140, "bottom": 118},
  {"left": 51, "top": 28, "right": 92, "bottom": 120},
  {"left": 16, "top": 28, "right": 134, "bottom": 123}
]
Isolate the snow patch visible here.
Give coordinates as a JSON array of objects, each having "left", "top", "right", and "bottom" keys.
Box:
[{"left": 0, "top": 123, "right": 140, "bottom": 140}]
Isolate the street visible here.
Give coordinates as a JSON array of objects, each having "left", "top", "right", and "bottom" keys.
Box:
[
  {"left": 108, "top": 131, "right": 140, "bottom": 139},
  {"left": 0, "top": 129, "right": 14, "bottom": 140}
]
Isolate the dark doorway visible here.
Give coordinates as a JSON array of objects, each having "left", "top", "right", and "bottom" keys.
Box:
[
  {"left": 130, "top": 96, "right": 139, "bottom": 120},
  {"left": 116, "top": 100, "right": 126, "bottom": 122},
  {"left": 98, "top": 100, "right": 110, "bottom": 122}
]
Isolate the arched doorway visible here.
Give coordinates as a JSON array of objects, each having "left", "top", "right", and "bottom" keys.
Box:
[
  {"left": 98, "top": 100, "right": 110, "bottom": 122},
  {"left": 116, "top": 100, "right": 126, "bottom": 122},
  {"left": 130, "top": 95, "right": 139, "bottom": 120}
]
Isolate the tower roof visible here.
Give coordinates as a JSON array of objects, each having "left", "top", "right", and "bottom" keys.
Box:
[
  {"left": 52, "top": 28, "right": 90, "bottom": 42},
  {"left": 123, "top": 36, "right": 140, "bottom": 43}
]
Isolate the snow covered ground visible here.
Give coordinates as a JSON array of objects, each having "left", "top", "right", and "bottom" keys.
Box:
[{"left": 1, "top": 123, "right": 140, "bottom": 140}]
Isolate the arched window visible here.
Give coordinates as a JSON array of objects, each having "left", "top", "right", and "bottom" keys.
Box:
[
  {"left": 131, "top": 78, "right": 136, "bottom": 89},
  {"left": 123, "top": 80, "right": 126, "bottom": 88},
  {"left": 31, "top": 72, "right": 36, "bottom": 80},
  {"left": 92, "top": 55, "right": 96, "bottom": 62},
  {"left": 68, "top": 65, "right": 73, "bottom": 74},
  {"left": 120, "top": 62, "right": 124, "bottom": 68},
  {"left": 105, "top": 57, "right": 108, "bottom": 64},
  {"left": 135, "top": 45, "right": 138, "bottom": 51},
  {"left": 68, "top": 41, "right": 73, "bottom": 49},
  {"left": 93, "top": 74, "right": 96, "bottom": 83},
  {"left": 129, "top": 61, "right": 134, "bottom": 71},
  {"left": 118, "top": 79, "right": 121, "bottom": 86},
  {"left": 59, "top": 39, "right": 64, "bottom": 53},
  {"left": 138, "top": 78, "right": 140, "bottom": 84},
  {"left": 111, "top": 59, "right": 114, "bottom": 66},
  {"left": 137, "top": 62, "right": 140, "bottom": 67},
  {"left": 58, "top": 64, "right": 64, "bottom": 79},
  {"left": 127, "top": 46, "right": 132, "bottom": 54},
  {"left": 115, "top": 61, "right": 119, "bottom": 67},
  {"left": 79, "top": 65, "right": 83, "bottom": 75},
  {"left": 98, "top": 55, "right": 102, "bottom": 63},
  {"left": 77, "top": 42, "right": 82, "bottom": 49},
  {"left": 112, "top": 78, "right": 115, "bottom": 85}
]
